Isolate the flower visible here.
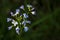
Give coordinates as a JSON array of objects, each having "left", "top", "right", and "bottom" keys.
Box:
[
  {"left": 20, "top": 5, "right": 24, "bottom": 10},
  {"left": 22, "top": 20, "right": 31, "bottom": 26},
  {"left": 27, "top": 5, "right": 32, "bottom": 8},
  {"left": 23, "top": 13, "right": 28, "bottom": 18},
  {"left": 24, "top": 26, "right": 29, "bottom": 32},
  {"left": 7, "top": 18, "right": 12, "bottom": 22},
  {"left": 12, "top": 20, "right": 18, "bottom": 26},
  {"left": 22, "top": 20, "right": 26, "bottom": 26},
  {"left": 10, "top": 12, "right": 15, "bottom": 16},
  {"left": 31, "top": 11, "right": 35, "bottom": 15},
  {"left": 8, "top": 26, "right": 12, "bottom": 30},
  {"left": 7, "top": 4, "right": 35, "bottom": 35},
  {"left": 16, "top": 9, "right": 20, "bottom": 12},
  {"left": 26, "top": 21, "right": 31, "bottom": 24},
  {"left": 16, "top": 27, "right": 20, "bottom": 35},
  {"left": 14, "top": 9, "right": 20, "bottom": 15},
  {"left": 15, "top": 9, "right": 20, "bottom": 15},
  {"left": 31, "top": 8, "right": 35, "bottom": 11}
]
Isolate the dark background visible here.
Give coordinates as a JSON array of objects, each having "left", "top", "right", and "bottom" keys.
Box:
[{"left": 0, "top": 0, "right": 60, "bottom": 40}]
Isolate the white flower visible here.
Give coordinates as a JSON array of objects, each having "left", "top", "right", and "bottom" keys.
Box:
[
  {"left": 31, "top": 8, "right": 35, "bottom": 10},
  {"left": 12, "top": 20, "right": 18, "bottom": 26},
  {"left": 16, "top": 27, "right": 20, "bottom": 35},
  {"left": 22, "top": 20, "right": 31, "bottom": 26},
  {"left": 31, "top": 11, "right": 35, "bottom": 15},
  {"left": 27, "top": 5, "right": 32, "bottom": 8},
  {"left": 16, "top": 9, "right": 20, "bottom": 12},
  {"left": 22, "top": 21, "right": 26, "bottom": 26},
  {"left": 20, "top": 5, "right": 24, "bottom": 10},
  {"left": 26, "top": 21, "right": 31, "bottom": 24},
  {"left": 24, "top": 26, "right": 29, "bottom": 32},
  {"left": 23, "top": 13, "right": 28, "bottom": 18},
  {"left": 13, "top": 9, "right": 20, "bottom": 16},
  {"left": 10, "top": 12, "right": 15, "bottom": 16},
  {"left": 8, "top": 26, "right": 12, "bottom": 30},
  {"left": 7, "top": 18, "right": 12, "bottom": 22}
]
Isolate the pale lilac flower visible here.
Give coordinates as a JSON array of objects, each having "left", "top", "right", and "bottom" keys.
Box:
[
  {"left": 7, "top": 18, "right": 12, "bottom": 22},
  {"left": 23, "top": 13, "right": 28, "bottom": 18},
  {"left": 31, "top": 11, "right": 35, "bottom": 15},
  {"left": 16, "top": 27, "right": 20, "bottom": 35},
  {"left": 8, "top": 26, "right": 12, "bottom": 30},
  {"left": 16, "top": 9, "right": 20, "bottom": 12},
  {"left": 15, "top": 9, "right": 20, "bottom": 15},
  {"left": 24, "top": 26, "right": 29, "bottom": 32},
  {"left": 12, "top": 20, "right": 18, "bottom": 26},
  {"left": 10, "top": 12, "right": 15, "bottom": 16},
  {"left": 20, "top": 5, "right": 24, "bottom": 10},
  {"left": 22, "top": 20, "right": 31, "bottom": 26},
  {"left": 22, "top": 21, "right": 26, "bottom": 26}
]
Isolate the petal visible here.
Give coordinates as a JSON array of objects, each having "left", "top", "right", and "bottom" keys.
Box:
[
  {"left": 27, "top": 5, "right": 32, "bottom": 8},
  {"left": 23, "top": 13, "right": 28, "bottom": 18},
  {"left": 26, "top": 21, "right": 31, "bottom": 24},
  {"left": 14, "top": 24, "right": 16, "bottom": 26},
  {"left": 12, "top": 20, "right": 18, "bottom": 26},
  {"left": 22, "top": 21, "right": 26, "bottom": 26},
  {"left": 16, "top": 27, "right": 20, "bottom": 35},
  {"left": 14, "top": 22, "right": 18, "bottom": 26},
  {"left": 16, "top": 31, "right": 20, "bottom": 35},
  {"left": 16, "top": 9, "right": 20, "bottom": 12},
  {"left": 16, "top": 22, "right": 18, "bottom": 24},
  {"left": 24, "top": 26, "right": 29, "bottom": 32},
  {"left": 31, "top": 11, "right": 35, "bottom": 15},
  {"left": 20, "top": 5, "right": 24, "bottom": 10},
  {"left": 7, "top": 18, "right": 12, "bottom": 22},
  {"left": 8, "top": 26, "right": 12, "bottom": 30},
  {"left": 12, "top": 20, "right": 15, "bottom": 24},
  {"left": 10, "top": 12, "right": 14, "bottom": 16},
  {"left": 15, "top": 9, "right": 20, "bottom": 15},
  {"left": 31, "top": 8, "right": 35, "bottom": 10}
]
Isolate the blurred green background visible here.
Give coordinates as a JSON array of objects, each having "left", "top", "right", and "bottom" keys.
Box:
[{"left": 0, "top": 0, "right": 60, "bottom": 40}]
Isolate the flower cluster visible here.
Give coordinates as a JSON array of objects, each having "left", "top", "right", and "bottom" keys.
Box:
[{"left": 7, "top": 4, "right": 35, "bottom": 35}]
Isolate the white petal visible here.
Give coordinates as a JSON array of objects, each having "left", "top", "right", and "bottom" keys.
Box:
[
  {"left": 31, "top": 11, "right": 35, "bottom": 15},
  {"left": 20, "top": 5, "right": 24, "bottom": 10},
  {"left": 7, "top": 18, "right": 12, "bottom": 22},
  {"left": 10, "top": 12, "right": 15, "bottom": 16},
  {"left": 16, "top": 9, "right": 20, "bottom": 12},
  {"left": 26, "top": 21, "right": 31, "bottom": 24},
  {"left": 24, "top": 27, "right": 29, "bottom": 32},
  {"left": 8, "top": 26, "right": 12, "bottom": 30},
  {"left": 27, "top": 5, "right": 32, "bottom": 8},
  {"left": 12, "top": 20, "right": 15, "bottom": 24},
  {"left": 22, "top": 21, "right": 26, "bottom": 26},
  {"left": 15, "top": 9, "right": 20, "bottom": 15},
  {"left": 16, "top": 27, "right": 20, "bottom": 35},
  {"left": 14, "top": 24, "right": 16, "bottom": 26},
  {"left": 12, "top": 20, "right": 18, "bottom": 26},
  {"left": 16, "top": 31, "right": 20, "bottom": 35},
  {"left": 15, "top": 22, "right": 18, "bottom": 24},
  {"left": 14, "top": 22, "right": 18, "bottom": 26},
  {"left": 23, "top": 13, "right": 28, "bottom": 18},
  {"left": 31, "top": 8, "right": 35, "bottom": 10}
]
